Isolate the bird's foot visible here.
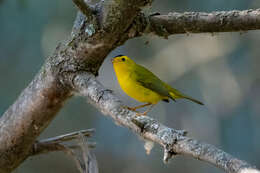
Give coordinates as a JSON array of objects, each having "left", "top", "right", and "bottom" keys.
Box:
[
  {"left": 126, "top": 106, "right": 138, "bottom": 112},
  {"left": 122, "top": 106, "right": 138, "bottom": 112},
  {"left": 136, "top": 112, "right": 147, "bottom": 116}
]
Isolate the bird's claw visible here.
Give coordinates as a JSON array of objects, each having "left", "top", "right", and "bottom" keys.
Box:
[
  {"left": 122, "top": 106, "right": 138, "bottom": 112},
  {"left": 136, "top": 112, "right": 147, "bottom": 116},
  {"left": 127, "top": 107, "right": 137, "bottom": 112},
  {"left": 122, "top": 105, "right": 151, "bottom": 116}
]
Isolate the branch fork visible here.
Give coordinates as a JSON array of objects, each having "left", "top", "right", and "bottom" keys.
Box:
[
  {"left": 30, "top": 129, "right": 98, "bottom": 173},
  {"left": 1, "top": 0, "right": 260, "bottom": 172}
]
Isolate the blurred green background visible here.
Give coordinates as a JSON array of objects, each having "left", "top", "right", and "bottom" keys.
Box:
[{"left": 1, "top": 0, "right": 260, "bottom": 172}]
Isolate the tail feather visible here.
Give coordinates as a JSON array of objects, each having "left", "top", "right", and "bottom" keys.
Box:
[
  {"left": 182, "top": 95, "right": 204, "bottom": 105},
  {"left": 169, "top": 91, "right": 204, "bottom": 105}
]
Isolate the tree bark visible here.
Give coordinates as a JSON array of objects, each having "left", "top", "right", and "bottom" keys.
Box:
[
  {"left": 0, "top": 65, "right": 71, "bottom": 172},
  {"left": 72, "top": 72, "right": 257, "bottom": 173},
  {"left": 0, "top": 1, "right": 260, "bottom": 172},
  {"left": 133, "top": 9, "right": 260, "bottom": 38},
  {"left": 0, "top": 0, "right": 152, "bottom": 172}
]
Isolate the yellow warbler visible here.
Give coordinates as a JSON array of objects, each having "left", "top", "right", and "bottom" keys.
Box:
[{"left": 112, "top": 55, "right": 203, "bottom": 115}]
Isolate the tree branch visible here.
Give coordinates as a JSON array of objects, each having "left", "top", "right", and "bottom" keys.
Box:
[
  {"left": 135, "top": 9, "right": 260, "bottom": 38},
  {"left": 71, "top": 72, "right": 259, "bottom": 173},
  {"left": 0, "top": 0, "right": 152, "bottom": 172},
  {"left": 1, "top": 0, "right": 260, "bottom": 172},
  {"left": 72, "top": 0, "right": 95, "bottom": 19},
  {"left": 30, "top": 129, "right": 95, "bottom": 156},
  {"left": 0, "top": 63, "right": 72, "bottom": 172},
  {"left": 30, "top": 129, "right": 98, "bottom": 173}
]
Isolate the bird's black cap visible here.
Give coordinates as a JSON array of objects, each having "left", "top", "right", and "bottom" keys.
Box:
[{"left": 114, "top": 54, "right": 124, "bottom": 58}]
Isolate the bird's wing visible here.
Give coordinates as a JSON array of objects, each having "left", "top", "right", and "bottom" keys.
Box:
[{"left": 133, "top": 64, "right": 170, "bottom": 97}]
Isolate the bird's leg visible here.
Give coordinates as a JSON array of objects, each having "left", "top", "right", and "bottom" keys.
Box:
[
  {"left": 136, "top": 104, "right": 155, "bottom": 116},
  {"left": 127, "top": 103, "right": 152, "bottom": 112}
]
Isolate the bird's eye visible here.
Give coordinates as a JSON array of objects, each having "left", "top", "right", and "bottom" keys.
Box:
[{"left": 122, "top": 58, "right": 125, "bottom": 61}]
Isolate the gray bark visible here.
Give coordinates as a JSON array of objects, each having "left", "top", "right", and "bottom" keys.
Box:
[
  {"left": 72, "top": 72, "right": 257, "bottom": 173},
  {"left": 0, "top": 1, "right": 259, "bottom": 173},
  {"left": 137, "top": 9, "right": 260, "bottom": 38},
  {"left": 0, "top": 0, "right": 151, "bottom": 172}
]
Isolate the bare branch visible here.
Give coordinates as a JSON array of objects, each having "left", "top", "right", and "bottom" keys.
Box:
[
  {"left": 63, "top": 146, "right": 85, "bottom": 173},
  {"left": 37, "top": 129, "right": 95, "bottom": 144},
  {"left": 135, "top": 9, "right": 260, "bottom": 37},
  {"left": 30, "top": 129, "right": 96, "bottom": 156},
  {"left": 72, "top": 0, "right": 95, "bottom": 18},
  {"left": 30, "top": 130, "right": 98, "bottom": 173},
  {"left": 71, "top": 72, "right": 259, "bottom": 173},
  {"left": 2, "top": 0, "right": 260, "bottom": 172},
  {"left": 0, "top": 64, "right": 72, "bottom": 172},
  {"left": 77, "top": 132, "right": 99, "bottom": 173},
  {"left": 0, "top": 0, "right": 152, "bottom": 171}
]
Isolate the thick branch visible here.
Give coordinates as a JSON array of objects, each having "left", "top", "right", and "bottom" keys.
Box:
[
  {"left": 0, "top": 0, "right": 153, "bottom": 172},
  {"left": 71, "top": 72, "right": 259, "bottom": 173},
  {"left": 136, "top": 9, "right": 260, "bottom": 37},
  {"left": 0, "top": 64, "right": 71, "bottom": 172},
  {"left": 2, "top": 0, "right": 260, "bottom": 172}
]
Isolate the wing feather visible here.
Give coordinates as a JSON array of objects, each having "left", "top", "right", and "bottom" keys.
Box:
[{"left": 133, "top": 64, "right": 170, "bottom": 98}]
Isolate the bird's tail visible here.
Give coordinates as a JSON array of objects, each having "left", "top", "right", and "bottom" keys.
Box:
[
  {"left": 168, "top": 87, "right": 204, "bottom": 105},
  {"left": 180, "top": 95, "right": 204, "bottom": 105}
]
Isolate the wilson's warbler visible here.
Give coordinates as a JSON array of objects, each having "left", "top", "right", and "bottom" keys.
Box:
[{"left": 112, "top": 55, "right": 203, "bottom": 115}]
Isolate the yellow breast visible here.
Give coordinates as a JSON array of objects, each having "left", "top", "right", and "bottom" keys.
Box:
[{"left": 113, "top": 63, "right": 163, "bottom": 104}]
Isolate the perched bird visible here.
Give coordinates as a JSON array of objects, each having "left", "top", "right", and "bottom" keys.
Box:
[{"left": 112, "top": 55, "right": 203, "bottom": 115}]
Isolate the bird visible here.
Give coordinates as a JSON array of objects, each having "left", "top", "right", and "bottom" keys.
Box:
[{"left": 111, "top": 55, "right": 204, "bottom": 116}]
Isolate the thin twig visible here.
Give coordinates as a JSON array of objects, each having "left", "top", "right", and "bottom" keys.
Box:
[
  {"left": 30, "top": 129, "right": 96, "bottom": 156},
  {"left": 78, "top": 132, "right": 89, "bottom": 172},
  {"left": 63, "top": 146, "right": 85, "bottom": 173},
  {"left": 30, "top": 129, "right": 98, "bottom": 173},
  {"left": 38, "top": 129, "right": 95, "bottom": 144},
  {"left": 75, "top": 132, "right": 99, "bottom": 173}
]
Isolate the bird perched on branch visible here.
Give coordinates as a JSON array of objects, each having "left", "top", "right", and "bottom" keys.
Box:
[{"left": 112, "top": 55, "right": 203, "bottom": 116}]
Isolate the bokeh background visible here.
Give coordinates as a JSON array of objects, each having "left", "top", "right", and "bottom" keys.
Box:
[{"left": 1, "top": 0, "right": 260, "bottom": 172}]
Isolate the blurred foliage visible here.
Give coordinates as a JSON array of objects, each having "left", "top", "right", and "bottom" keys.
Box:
[{"left": 0, "top": 0, "right": 260, "bottom": 173}]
